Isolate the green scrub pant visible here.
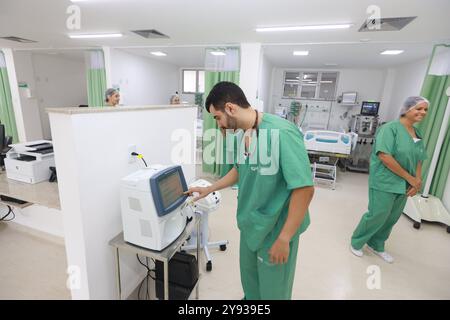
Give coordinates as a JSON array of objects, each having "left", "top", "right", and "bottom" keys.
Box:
[
  {"left": 351, "top": 188, "right": 407, "bottom": 252},
  {"left": 239, "top": 233, "right": 299, "bottom": 300}
]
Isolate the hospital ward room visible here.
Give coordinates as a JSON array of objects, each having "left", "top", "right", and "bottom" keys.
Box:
[{"left": 1, "top": 0, "right": 450, "bottom": 302}]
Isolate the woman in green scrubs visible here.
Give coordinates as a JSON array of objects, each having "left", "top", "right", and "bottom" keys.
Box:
[{"left": 351, "top": 96, "right": 429, "bottom": 263}]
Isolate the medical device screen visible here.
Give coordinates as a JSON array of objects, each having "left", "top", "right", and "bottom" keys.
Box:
[
  {"left": 158, "top": 170, "right": 185, "bottom": 210},
  {"left": 360, "top": 101, "right": 380, "bottom": 116}
]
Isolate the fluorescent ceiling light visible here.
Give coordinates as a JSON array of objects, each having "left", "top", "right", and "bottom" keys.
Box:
[
  {"left": 293, "top": 51, "right": 309, "bottom": 56},
  {"left": 150, "top": 51, "right": 167, "bottom": 56},
  {"left": 256, "top": 24, "right": 352, "bottom": 32},
  {"left": 380, "top": 50, "right": 404, "bottom": 55},
  {"left": 320, "top": 81, "right": 333, "bottom": 84},
  {"left": 210, "top": 51, "right": 226, "bottom": 56},
  {"left": 69, "top": 33, "right": 122, "bottom": 39}
]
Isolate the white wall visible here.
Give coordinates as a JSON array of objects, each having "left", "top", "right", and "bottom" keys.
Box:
[
  {"left": 240, "top": 43, "right": 262, "bottom": 110},
  {"left": 48, "top": 106, "right": 197, "bottom": 299},
  {"left": 31, "top": 53, "right": 88, "bottom": 139},
  {"left": 178, "top": 67, "right": 197, "bottom": 105},
  {"left": 110, "top": 49, "right": 179, "bottom": 105},
  {"left": 270, "top": 67, "right": 386, "bottom": 131},
  {"left": 381, "top": 57, "right": 429, "bottom": 121},
  {"left": 9, "top": 51, "right": 43, "bottom": 141},
  {"left": 13, "top": 52, "right": 87, "bottom": 140},
  {"left": 258, "top": 53, "right": 274, "bottom": 113}
]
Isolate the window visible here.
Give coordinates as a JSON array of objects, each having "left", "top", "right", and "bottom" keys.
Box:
[
  {"left": 182, "top": 69, "right": 205, "bottom": 93},
  {"left": 282, "top": 71, "right": 338, "bottom": 100},
  {"left": 300, "top": 72, "right": 318, "bottom": 98},
  {"left": 318, "top": 72, "right": 338, "bottom": 100}
]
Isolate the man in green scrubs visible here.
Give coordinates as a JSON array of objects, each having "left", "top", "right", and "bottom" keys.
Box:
[
  {"left": 351, "top": 96, "right": 429, "bottom": 263},
  {"left": 186, "top": 82, "right": 314, "bottom": 299}
]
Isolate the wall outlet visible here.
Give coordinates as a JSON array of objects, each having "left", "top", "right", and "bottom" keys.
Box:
[{"left": 128, "top": 145, "right": 136, "bottom": 163}]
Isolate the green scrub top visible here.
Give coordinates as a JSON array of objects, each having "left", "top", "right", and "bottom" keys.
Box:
[
  {"left": 369, "top": 120, "right": 427, "bottom": 194},
  {"left": 233, "top": 113, "right": 313, "bottom": 252}
]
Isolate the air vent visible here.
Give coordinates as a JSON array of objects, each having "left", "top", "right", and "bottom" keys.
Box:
[
  {"left": 131, "top": 29, "right": 170, "bottom": 39},
  {"left": 359, "top": 16, "right": 417, "bottom": 32},
  {"left": 0, "top": 36, "right": 37, "bottom": 43}
]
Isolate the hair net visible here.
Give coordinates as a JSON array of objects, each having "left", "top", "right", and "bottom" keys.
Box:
[{"left": 399, "top": 96, "right": 429, "bottom": 117}]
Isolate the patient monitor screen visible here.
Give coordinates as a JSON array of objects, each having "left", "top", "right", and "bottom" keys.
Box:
[
  {"left": 158, "top": 171, "right": 184, "bottom": 210},
  {"left": 361, "top": 101, "right": 380, "bottom": 116}
]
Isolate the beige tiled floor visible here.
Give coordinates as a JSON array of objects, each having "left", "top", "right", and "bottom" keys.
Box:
[
  {"left": 1, "top": 170, "right": 450, "bottom": 299},
  {"left": 0, "top": 223, "right": 70, "bottom": 300}
]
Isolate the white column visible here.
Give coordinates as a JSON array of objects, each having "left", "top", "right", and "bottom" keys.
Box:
[
  {"left": 240, "top": 43, "right": 263, "bottom": 111},
  {"left": 379, "top": 68, "right": 396, "bottom": 122},
  {"left": 2, "top": 48, "right": 26, "bottom": 142},
  {"left": 48, "top": 106, "right": 197, "bottom": 299},
  {"left": 102, "top": 46, "right": 112, "bottom": 89}
]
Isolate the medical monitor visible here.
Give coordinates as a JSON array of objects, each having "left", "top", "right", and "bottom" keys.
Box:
[
  {"left": 360, "top": 101, "right": 380, "bottom": 116},
  {"left": 341, "top": 92, "right": 357, "bottom": 105},
  {"left": 150, "top": 166, "right": 188, "bottom": 217}
]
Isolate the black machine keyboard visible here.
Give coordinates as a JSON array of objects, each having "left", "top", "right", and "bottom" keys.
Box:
[
  {"left": 33, "top": 148, "right": 53, "bottom": 154},
  {"left": 25, "top": 143, "right": 53, "bottom": 154},
  {"left": 0, "top": 195, "right": 28, "bottom": 205}
]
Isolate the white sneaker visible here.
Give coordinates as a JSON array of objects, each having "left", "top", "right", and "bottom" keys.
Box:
[
  {"left": 367, "top": 246, "right": 394, "bottom": 263},
  {"left": 350, "top": 245, "right": 363, "bottom": 257}
]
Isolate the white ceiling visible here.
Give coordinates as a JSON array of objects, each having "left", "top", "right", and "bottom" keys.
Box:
[
  {"left": 262, "top": 42, "right": 435, "bottom": 68},
  {"left": 120, "top": 47, "right": 207, "bottom": 68},
  {"left": 2, "top": 0, "right": 449, "bottom": 68}
]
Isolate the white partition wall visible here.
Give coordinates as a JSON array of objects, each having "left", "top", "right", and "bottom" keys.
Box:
[{"left": 48, "top": 105, "right": 197, "bottom": 299}]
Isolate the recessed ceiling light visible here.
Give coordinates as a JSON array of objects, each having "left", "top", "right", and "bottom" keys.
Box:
[
  {"left": 380, "top": 50, "right": 404, "bottom": 55},
  {"left": 256, "top": 24, "right": 352, "bottom": 32},
  {"left": 320, "top": 81, "right": 333, "bottom": 84},
  {"left": 68, "top": 33, "right": 123, "bottom": 39},
  {"left": 360, "top": 38, "right": 371, "bottom": 42},
  {"left": 293, "top": 51, "right": 309, "bottom": 56},
  {"left": 210, "top": 51, "right": 226, "bottom": 56},
  {"left": 324, "top": 63, "right": 338, "bottom": 66},
  {"left": 151, "top": 51, "right": 167, "bottom": 56}
]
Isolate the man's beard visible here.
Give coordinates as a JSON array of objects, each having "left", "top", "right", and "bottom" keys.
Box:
[{"left": 223, "top": 114, "right": 238, "bottom": 131}]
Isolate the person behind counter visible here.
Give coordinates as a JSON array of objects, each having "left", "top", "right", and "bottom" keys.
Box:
[{"left": 105, "top": 88, "right": 120, "bottom": 107}]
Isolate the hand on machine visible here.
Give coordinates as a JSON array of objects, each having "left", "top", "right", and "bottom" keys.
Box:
[{"left": 184, "top": 179, "right": 221, "bottom": 213}]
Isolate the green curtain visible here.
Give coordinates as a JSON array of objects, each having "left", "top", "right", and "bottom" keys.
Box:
[
  {"left": 86, "top": 50, "right": 107, "bottom": 107},
  {"left": 87, "top": 69, "right": 107, "bottom": 107},
  {"left": 416, "top": 47, "right": 450, "bottom": 199},
  {"left": 202, "top": 71, "right": 240, "bottom": 176},
  {"left": 0, "top": 60, "right": 19, "bottom": 143}
]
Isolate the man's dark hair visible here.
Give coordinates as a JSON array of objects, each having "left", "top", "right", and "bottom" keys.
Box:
[{"left": 205, "top": 81, "right": 250, "bottom": 113}]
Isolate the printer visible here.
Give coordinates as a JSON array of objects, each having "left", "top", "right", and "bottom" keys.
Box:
[
  {"left": 120, "top": 165, "right": 190, "bottom": 251},
  {"left": 4, "top": 140, "right": 55, "bottom": 184}
]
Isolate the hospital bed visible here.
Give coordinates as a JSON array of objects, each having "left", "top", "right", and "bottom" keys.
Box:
[{"left": 304, "top": 130, "right": 357, "bottom": 189}]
